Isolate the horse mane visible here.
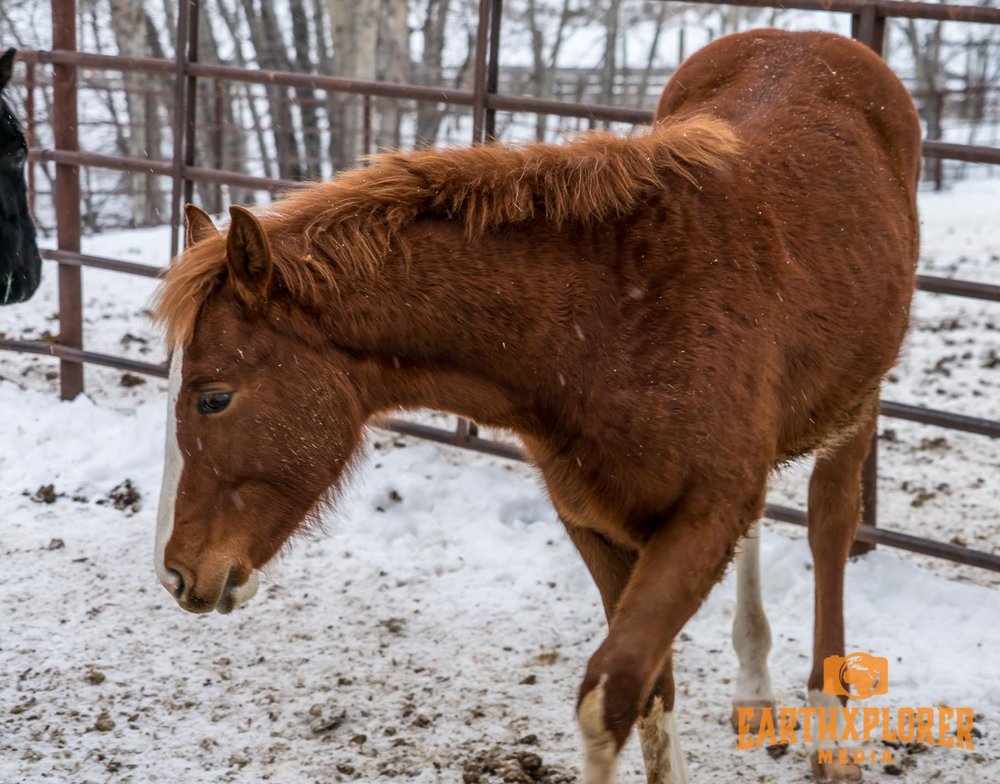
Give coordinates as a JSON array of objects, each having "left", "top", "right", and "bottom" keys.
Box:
[{"left": 156, "top": 114, "right": 739, "bottom": 347}]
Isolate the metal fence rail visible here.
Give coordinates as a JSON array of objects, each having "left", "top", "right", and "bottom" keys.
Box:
[{"left": 1, "top": 0, "right": 998, "bottom": 573}]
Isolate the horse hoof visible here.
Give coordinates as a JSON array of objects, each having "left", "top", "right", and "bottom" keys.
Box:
[
  {"left": 730, "top": 700, "right": 775, "bottom": 733},
  {"left": 810, "top": 752, "right": 863, "bottom": 782}
]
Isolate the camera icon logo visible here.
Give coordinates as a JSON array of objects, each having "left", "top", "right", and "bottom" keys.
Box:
[{"left": 823, "top": 652, "right": 889, "bottom": 700}]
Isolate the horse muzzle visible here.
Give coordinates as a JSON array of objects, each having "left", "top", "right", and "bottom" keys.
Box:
[{"left": 159, "top": 561, "right": 260, "bottom": 615}]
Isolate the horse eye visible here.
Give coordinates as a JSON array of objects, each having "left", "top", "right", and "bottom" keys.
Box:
[{"left": 197, "top": 391, "right": 233, "bottom": 414}]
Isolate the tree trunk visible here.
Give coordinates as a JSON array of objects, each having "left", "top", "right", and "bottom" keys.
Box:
[
  {"left": 241, "top": 0, "right": 304, "bottom": 180},
  {"left": 415, "top": 0, "right": 450, "bottom": 147},
  {"left": 192, "top": 1, "right": 246, "bottom": 208},
  {"left": 525, "top": 0, "right": 546, "bottom": 141},
  {"left": 376, "top": 0, "right": 410, "bottom": 151},
  {"left": 289, "top": 0, "right": 323, "bottom": 179},
  {"left": 904, "top": 19, "right": 945, "bottom": 189},
  {"left": 327, "top": 0, "right": 379, "bottom": 167},
  {"left": 599, "top": 0, "right": 622, "bottom": 118},
  {"left": 636, "top": 2, "right": 669, "bottom": 110},
  {"left": 108, "top": 0, "right": 162, "bottom": 225}
]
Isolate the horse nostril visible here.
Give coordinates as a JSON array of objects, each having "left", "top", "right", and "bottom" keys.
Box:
[{"left": 164, "top": 568, "right": 185, "bottom": 599}]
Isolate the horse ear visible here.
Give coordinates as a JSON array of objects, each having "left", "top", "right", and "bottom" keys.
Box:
[
  {"left": 0, "top": 49, "right": 16, "bottom": 89},
  {"left": 226, "top": 205, "right": 273, "bottom": 311},
  {"left": 184, "top": 204, "right": 219, "bottom": 247}
]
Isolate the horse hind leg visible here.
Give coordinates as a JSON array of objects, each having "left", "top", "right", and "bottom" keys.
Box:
[
  {"left": 807, "top": 392, "right": 879, "bottom": 783},
  {"left": 730, "top": 522, "right": 776, "bottom": 733},
  {"left": 565, "top": 524, "right": 688, "bottom": 784}
]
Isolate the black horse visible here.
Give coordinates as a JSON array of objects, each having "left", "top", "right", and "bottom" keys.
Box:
[{"left": 0, "top": 47, "right": 41, "bottom": 304}]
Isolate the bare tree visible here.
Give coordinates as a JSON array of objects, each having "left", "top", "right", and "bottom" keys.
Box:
[
  {"left": 240, "top": 0, "right": 304, "bottom": 180},
  {"left": 327, "top": 0, "right": 379, "bottom": 167},
  {"left": 415, "top": 0, "right": 450, "bottom": 146},
  {"left": 192, "top": 0, "right": 249, "bottom": 208},
  {"left": 108, "top": 0, "right": 165, "bottom": 225},
  {"left": 599, "top": 0, "right": 622, "bottom": 110},
  {"left": 212, "top": 0, "right": 276, "bottom": 196},
  {"left": 903, "top": 19, "right": 946, "bottom": 188},
  {"left": 377, "top": 0, "right": 410, "bottom": 151},
  {"left": 521, "top": 0, "right": 590, "bottom": 140},
  {"left": 289, "top": 0, "right": 323, "bottom": 180},
  {"left": 634, "top": 1, "right": 670, "bottom": 109}
]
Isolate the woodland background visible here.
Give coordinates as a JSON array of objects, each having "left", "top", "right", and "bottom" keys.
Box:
[{"left": 2, "top": 0, "right": 999, "bottom": 231}]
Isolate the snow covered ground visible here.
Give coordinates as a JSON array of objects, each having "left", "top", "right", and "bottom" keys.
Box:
[{"left": 1, "top": 179, "right": 998, "bottom": 783}]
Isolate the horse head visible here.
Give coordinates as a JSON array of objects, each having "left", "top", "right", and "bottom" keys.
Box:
[
  {"left": 155, "top": 205, "right": 370, "bottom": 614},
  {"left": 0, "top": 47, "right": 41, "bottom": 305}
]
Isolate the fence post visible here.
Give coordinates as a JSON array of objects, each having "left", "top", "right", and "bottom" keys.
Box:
[
  {"left": 484, "top": 0, "right": 503, "bottom": 140},
  {"left": 462, "top": 0, "right": 504, "bottom": 437},
  {"left": 25, "top": 61, "right": 36, "bottom": 220},
  {"left": 456, "top": 0, "right": 498, "bottom": 444},
  {"left": 851, "top": 1, "right": 886, "bottom": 55},
  {"left": 169, "top": 0, "right": 193, "bottom": 259},
  {"left": 849, "top": 0, "right": 886, "bottom": 557},
  {"left": 363, "top": 95, "right": 372, "bottom": 157},
  {"left": 930, "top": 90, "right": 945, "bottom": 190},
  {"left": 212, "top": 79, "right": 223, "bottom": 212},
  {"left": 182, "top": 0, "right": 200, "bottom": 208},
  {"left": 144, "top": 89, "right": 158, "bottom": 226},
  {"left": 471, "top": 0, "right": 493, "bottom": 145},
  {"left": 52, "top": 0, "right": 83, "bottom": 400}
]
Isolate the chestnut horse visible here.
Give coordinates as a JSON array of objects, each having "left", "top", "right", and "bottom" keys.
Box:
[
  {"left": 0, "top": 47, "right": 41, "bottom": 304},
  {"left": 154, "top": 30, "right": 920, "bottom": 783}
]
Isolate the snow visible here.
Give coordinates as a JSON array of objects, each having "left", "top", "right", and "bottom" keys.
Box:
[{"left": 1, "top": 180, "right": 998, "bottom": 782}]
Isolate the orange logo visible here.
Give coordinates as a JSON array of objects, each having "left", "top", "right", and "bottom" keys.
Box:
[
  {"left": 737, "top": 652, "right": 977, "bottom": 767},
  {"left": 823, "top": 652, "right": 889, "bottom": 700}
]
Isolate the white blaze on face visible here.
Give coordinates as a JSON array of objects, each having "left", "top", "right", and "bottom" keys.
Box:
[
  {"left": 154, "top": 347, "right": 261, "bottom": 613},
  {"left": 155, "top": 348, "right": 184, "bottom": 596}
]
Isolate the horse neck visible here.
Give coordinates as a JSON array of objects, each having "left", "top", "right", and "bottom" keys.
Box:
[{"left": 307, "top": 215, "right": 611, "bottom": 426}]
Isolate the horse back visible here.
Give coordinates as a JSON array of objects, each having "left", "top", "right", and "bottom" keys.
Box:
[{"left": 656, "top": 30, "right": 922, "bottom": 189}]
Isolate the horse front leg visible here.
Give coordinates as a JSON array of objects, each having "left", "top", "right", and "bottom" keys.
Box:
[
  {"left": 565, "top": 523, "right": 688, "bottom": 784},
  {"left": 575, "top": 488, "right": 764, "bottom": 784}
]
